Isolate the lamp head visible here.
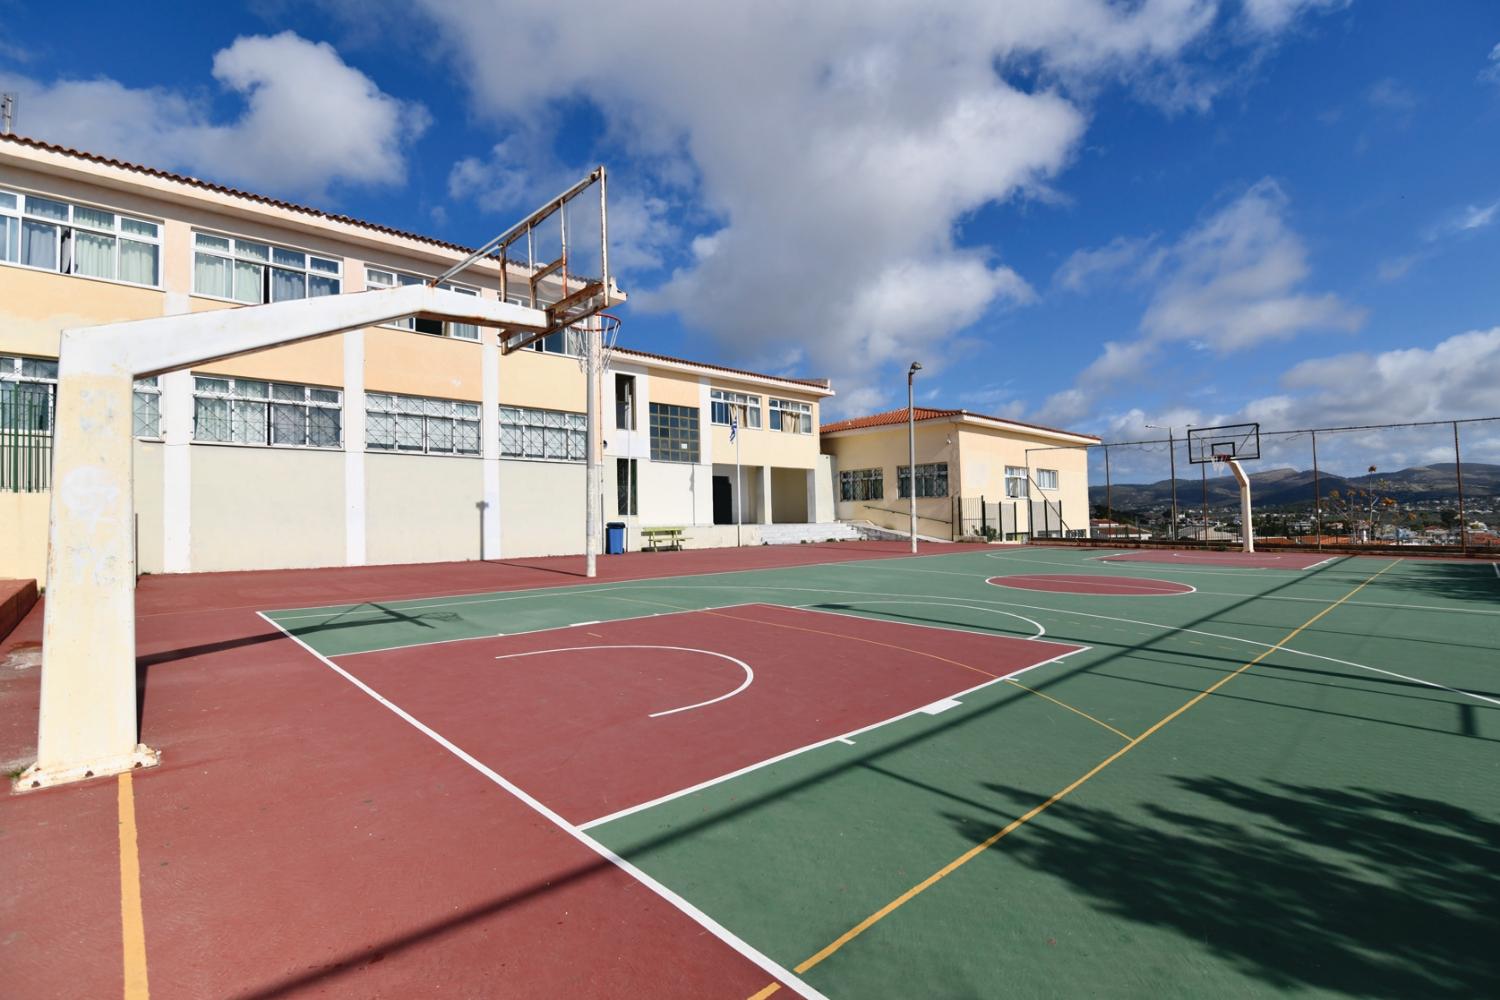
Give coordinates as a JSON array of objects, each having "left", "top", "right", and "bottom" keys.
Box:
[{"left": 909, "top": 362, "right": 922, "bottom": 374}]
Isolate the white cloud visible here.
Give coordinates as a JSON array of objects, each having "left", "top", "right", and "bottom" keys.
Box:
[
  {"left": 1054, "top": 235, "right": 1163, "bottom": 292},
  {"left": 1481, "top": 42, "right": 1500, "bottom": 85},
  {"left": 1366, "top": 77, "right": 1418, "bottom": 114},
  {"left": 1455, "top": 200, "right": 1500, "bottom": 232},
  {"left": 413, "top": 0, "right": 1339, "bottom": 413},
  {"left": 0, "top": 32, "right": 426, "bottom": 198},
  {"left": 1240, "top": 0, "right": 1348, "bottom": 35}
]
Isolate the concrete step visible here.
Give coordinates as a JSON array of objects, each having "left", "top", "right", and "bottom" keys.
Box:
[
  {"left": 0, "top": 579, "right": 39, "bottom": 644},
  {"left": 757, "top": 522, "right": 863, "bottom": 546}
]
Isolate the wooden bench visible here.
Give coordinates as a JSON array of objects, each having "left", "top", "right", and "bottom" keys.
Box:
[{"left": 639, "top": 527, "right": 685, "bottom": 552}]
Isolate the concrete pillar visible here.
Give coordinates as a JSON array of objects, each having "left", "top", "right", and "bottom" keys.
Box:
[
  {"left": 27, "top": 365, "right": 157, "bottom": 787},
  {"left": 159, "top": 370, "right": 194, "bottom": 573},
  {"left": 758, "top": 465, "right": 773, "bottom": 525},
  {"left": 343, "top": 331, "right": 366, "bottom": 566},
  {"left": 481, "top": 330, "right": 502, "bottom": 558}
]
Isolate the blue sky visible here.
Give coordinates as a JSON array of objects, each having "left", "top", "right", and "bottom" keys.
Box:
[{"left": 3, "top": 1, "right": 1498, "bottom": 473}]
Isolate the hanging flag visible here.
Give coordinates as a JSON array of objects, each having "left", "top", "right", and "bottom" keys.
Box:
[{"left": 730, "top": 408, "right": 738, "bottom": 443}]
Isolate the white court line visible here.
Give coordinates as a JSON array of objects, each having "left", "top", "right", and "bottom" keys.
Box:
[
  {"left": 793, "top": 601, "right": 1053, "bottom": 642},
  {"left": 586, "top": 582, "right": 1500, "bottom": 709},
  {"left": 577, "top": 644, "right": 1091, "bottom": 832},
  {"left": 493, "top": 645, "right": 753, "bottom": 718},
  {"left": 986, "top": 575, "right": 1197, "bottom": 597},
  {"left": 1494, "top": 562, "right": 1499, "bottom": 579},
  {"left": 328, "top": 603, "right": 747, "bottom": 658},
  {"left": 257, "top": 611, "right": 829, "bottom": 1000}
]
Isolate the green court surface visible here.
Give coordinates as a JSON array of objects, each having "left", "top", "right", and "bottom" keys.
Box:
[{"left": 266, "top": 547, "right": 1500, "bottom": 999}]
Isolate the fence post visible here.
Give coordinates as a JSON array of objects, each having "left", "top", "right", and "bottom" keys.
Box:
[
  {"left": 980, "top": 494, "right": 987, "bottom": 537},
  {"left": 1311, "top": 430, "right": 1321, "bottom": 551},
  {"left": 1454, "top": 421, "right": 1467, "bottom": 554}
]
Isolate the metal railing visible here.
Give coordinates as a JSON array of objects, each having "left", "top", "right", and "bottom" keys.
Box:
[{"left": 1, "top": 390, "right": 53, "bottom": 492}]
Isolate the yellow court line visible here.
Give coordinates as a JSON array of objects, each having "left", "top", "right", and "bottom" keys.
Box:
[
  {"left": 118, "top": 772, "right": 150, "bottom": 1000},
  {"left": 748, "top": 557, "right": 1401, "bottom": 996},
  {"left": 1003, "top": 678, "right": 1132, "bottom": 741}
]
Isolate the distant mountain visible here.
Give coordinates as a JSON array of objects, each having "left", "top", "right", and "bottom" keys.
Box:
[{"left": 1090, "top": 463, "right": 1500, "bottom": 510}]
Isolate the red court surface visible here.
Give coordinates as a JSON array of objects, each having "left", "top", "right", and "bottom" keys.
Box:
[
  {"left": 332, "top": 604, "right": 1084, "bottom": 826},
  {"left": 0, "top": 543, "right": 997, "bottom": 999},
  {"left": 987, "top": 573, "right": 1195, "bottom": 596},
  {"left": 1097, "top": 549, "right": 1337, "bottom": 570}
]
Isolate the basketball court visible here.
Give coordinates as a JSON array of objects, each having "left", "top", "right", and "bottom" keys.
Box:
[{"left": 4, "top": 541, "right": 1497, "bottom": 998}]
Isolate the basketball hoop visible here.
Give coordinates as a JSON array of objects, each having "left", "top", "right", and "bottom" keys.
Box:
[{"left": 577, "top": 312, "right": 622, "bottom": 373}]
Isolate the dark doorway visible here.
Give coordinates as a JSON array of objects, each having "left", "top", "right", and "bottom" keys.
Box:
[{"left": 713, "top": 475, "right": 733, "bottom": 525}]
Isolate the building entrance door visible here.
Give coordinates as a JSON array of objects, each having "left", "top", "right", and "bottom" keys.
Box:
[{"left": 712, "top": 476, "right": 733, "bottom": 525}]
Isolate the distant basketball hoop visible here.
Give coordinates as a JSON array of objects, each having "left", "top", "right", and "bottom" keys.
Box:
[{"left": 1187, "top": 422, "right": 1261, "bottom": 465}]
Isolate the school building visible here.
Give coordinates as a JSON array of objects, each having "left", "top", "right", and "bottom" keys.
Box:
[
  {"left": 820, "top": 407, "right": 1098, "bottom": 540},
  {"left": 0, "top": 133, "right": 834, "bottom": 583}
]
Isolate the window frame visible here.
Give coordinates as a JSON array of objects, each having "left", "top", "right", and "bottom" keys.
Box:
[
  {"left": 192, "top": 230, "right": 341, "bottom": 305},
  {"left": 366, "top": 392, "right": 481, "bottom": 456},
  {"left": 648, "top": 402, "right": 701, "bottom": 463},
  {"left": 1035, "top": 468, "right": 1059, "bottom": 491},
  {"left": 710, "top": 389, "right": 762, "bottom": 429},
  {"left": 1004, "top": 465, "right": 1029, "bottom": 499},
  {"left": 365, "top": 267, "right": 482, "bottom": 341},
  {"left": 191, "top": 376, "right": 343, "bottom": 449},
  {"left": 0, "top": 187, "right": 162, "bottom": 289},
  {"left": 838, "top": 467, "right": 883, "bottom": 502},
  {"left": 767, "top": 397, "right": 813, "bottom": 434},
  {"left": 897, "top": 462, "right": 949, "bottom": 499},
  {"left": 499, "top": 405, "right": 588, "bottom": 462}
]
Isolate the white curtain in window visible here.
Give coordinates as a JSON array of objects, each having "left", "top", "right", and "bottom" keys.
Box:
[
  {"left": 1, "top": 216, "right": 20, "bottom": 263},
  {"left": 270, "top": 268, "right": 306, "bottom": 302},
  {"left": 269, "top": 403, "right": 305, "bottom": 445},
  {"left": 194, "top": 397, "right": 231, "bottom": 442},
  {"left": 21, "top": 220, "right": 57, "bottom": 269},
  {"left": 234, "top": 400, "right": 269, "bottom": 444},
  {"left": 119, "top": 240, "right": 158, "bottom": 285},
  {"left": 234, "top": 262, "right": 262, "bottom": 303},
  {"left": 195, "top": 252, "right": 232, "bottom": 297},
  {"left": 74, "top": 231, "right": 116, "bottom": 280}
]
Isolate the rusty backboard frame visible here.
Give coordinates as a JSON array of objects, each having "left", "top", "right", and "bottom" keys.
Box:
[{"left": 431, "top": 167, "right": 619, "bottom": 354}]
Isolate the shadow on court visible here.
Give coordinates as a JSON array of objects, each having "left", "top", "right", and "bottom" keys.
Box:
[
  {"left": 943, "top": 779, "right": 1500, "bottom": 998},
  {"left": 1373, "top": 559, "right": 1500, "bottom": 605}
]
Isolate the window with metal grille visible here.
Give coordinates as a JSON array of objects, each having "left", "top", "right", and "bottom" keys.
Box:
[
  {"left": 838, "top": 467, "right": 883, "bottom": 501},
  {"left": 367, "top": 393, "right": 480, "bottom": 455},
  {"left": 649, "top": 403, "right": 699, "bottom": 463},
  {"left": 897, "top": 462, "right": 949, "bottom": 499},
  {"left": 500, "top": 406, "right": 586, "bottom": 461},
  {"left": 193, "top": 377, "right": 342, "bottom": 448}
]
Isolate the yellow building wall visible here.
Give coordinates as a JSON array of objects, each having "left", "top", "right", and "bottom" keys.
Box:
[
  {"left": 823, "top": 423, "right": 958, "bottom": 536},
  {"left": 957, "top": 427, "right": 1091, "bottom": 534},
  {"left": 0, "top": 268, "right": 165, "bottom": 358},
  {"left": 647, "top": 370, "right": 702, "bottom": 407},
  {"left": 770, "top": 467, "right": 810, "bottom": 522},
  {"left": 366, "top": 328, "right": 484, "bottom": 401},
  {"left": 500, "top": 349, "right": 587, "bottom": 411},
  {"left": 704, "top": 378, "right": 822, "bottom": 470},
  {"left": 134, "top": 441, "right": 164, "bottom": 575},
  {"left": 0, "top": 492, "right": 49, "bottom": 583}
]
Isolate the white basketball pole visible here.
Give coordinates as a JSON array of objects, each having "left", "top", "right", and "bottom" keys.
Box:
[
  {"left": 1224, "top": 458, "right": 1254, "bottom": 553},
  {"left": 585, "top": 315, "right": 601, "bottom": 578}
]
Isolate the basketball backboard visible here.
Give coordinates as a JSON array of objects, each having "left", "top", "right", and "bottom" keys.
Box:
[{"left": 1187, "top": 422, "right": 1260, "bottom": 464}]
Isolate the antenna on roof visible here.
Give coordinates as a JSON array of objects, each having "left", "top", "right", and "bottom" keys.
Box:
[{"left": 0, "top": 94, "right": 14, "bottom": 136}]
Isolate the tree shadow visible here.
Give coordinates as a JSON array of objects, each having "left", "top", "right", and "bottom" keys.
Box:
[
  {"left": 946, "top": 778, "right": 1500, "bottom": 997},
  {"left": 1373, "top": 559, "right": 1500, "bottom": 606}
]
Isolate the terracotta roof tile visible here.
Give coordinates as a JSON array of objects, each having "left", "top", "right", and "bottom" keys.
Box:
[
  {"left": 822, "top": 406, "right": 1099, "bottom": 440},
  {"left": 0, "top": 132, "right": 478, "bottom": 255}
]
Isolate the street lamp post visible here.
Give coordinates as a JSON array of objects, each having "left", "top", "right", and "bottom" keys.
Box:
[{"left": 907, "top": 362, "right": 922, "bottom": 554}]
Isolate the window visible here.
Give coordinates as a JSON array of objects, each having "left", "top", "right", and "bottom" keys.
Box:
[
  {"left": 649, "top": 402, "right": 699, "bottom": 463},
  {"left": 710, "top": 389, "right": 761, "bottom": 429},
  {"left": 367, "top": 393, "right": 480, "bottom": 455},
  {"left": 365, "top": 268, "right": 480, "bottom": 340},
  {"left": 768, "top": 397, "right": 812, "bottom": 434},
  {"left": 194, "top": 232, "right": 340, "bottom": 303},
  {"left": 838, "top": 467, "right": 883, "bottom": 502},
  {"left": 1036, "top": 468, "right": 1059, "bottom": 490},
  {"left": 615, "top": 374, "right": 636, "bottom": 430},
  {"left": 133, "top": 377, "right": 162, "bottom": 439},
  {"left": 617, "top": 458, "right": 639, "bottom": 515},
  {"left": 193, "top": 377, "right": 341, "bottom": 448},
  {"left": 500, "top": 406, "right": 586, "bottom": 461},
  {"left": 0, "top": 189, "right": 160, "bottom": 286},
  {"left": 0, "top": 355, "right": 57, "bottom": 432},
  {"left": 898, "top": 462, "right": 949, "bottom": 499},
  {"left": 1005, "top": 466, "right": 1029, "bottom": 499}
]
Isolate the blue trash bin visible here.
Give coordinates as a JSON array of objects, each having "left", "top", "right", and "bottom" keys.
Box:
[{"left": 606, "top": 521, "right": 626, "bottom": 555}]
